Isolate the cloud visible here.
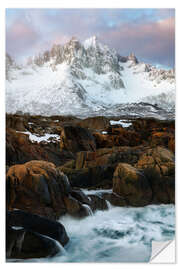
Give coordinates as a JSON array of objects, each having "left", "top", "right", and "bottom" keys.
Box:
[
  {"left": 100, "top": 17, "right": 175, "bottom": 66},
  {"left": 6, "top": 19, "right": 40, "bottom": 57},
  {"left": 6, "top": 9, "right": 175, "bottom": 67}
]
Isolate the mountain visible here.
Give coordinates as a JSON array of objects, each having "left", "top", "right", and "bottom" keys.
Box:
[{"left": 6, "top": 36, "right": 175, "bottom": 119}]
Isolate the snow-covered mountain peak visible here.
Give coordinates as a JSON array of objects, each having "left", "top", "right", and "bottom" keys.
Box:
[
  {"left": 6, "top": 36, "right": 175, "bottom": 118},
  {"left": 83, "top": 35, "right": 98, "bottom": 49}
]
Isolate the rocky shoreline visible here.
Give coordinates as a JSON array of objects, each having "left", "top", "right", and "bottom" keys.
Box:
[{"left": 6, "top": 113, "right": 175, "bottom": 260}]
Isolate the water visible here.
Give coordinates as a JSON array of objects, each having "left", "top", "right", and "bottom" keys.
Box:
[
  {"left": 24, "top": 204, "right": 175, "bottom": 263},
  {"left": 82, "top": 204, "right": 93, "bottom": 216}
]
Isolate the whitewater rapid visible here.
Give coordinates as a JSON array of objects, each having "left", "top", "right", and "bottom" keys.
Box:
[{"left": 25, "top": 204, "right": 175, "bottom": 263}]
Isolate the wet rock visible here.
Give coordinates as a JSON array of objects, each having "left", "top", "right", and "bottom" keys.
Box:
[
  {"left": 88, "top": 194, "right": 108, "bottom": 212},
  {"left": 102, "top": 192, "right": 127, "bottom": 207},
  {"left": 113, "top": 163, "right": 152, "bottom": 206},
  {"left": 70, "top": 189, "right": 91, "bottom": 205},
  {"left": 7, "top": 210, "right": 69, "bottom": 246},
  {"left": 60, "top": 125, "right": 96, "bottom": 152},
  {"left": 6, "top": 226, "right": 60, "bottom": 259}
]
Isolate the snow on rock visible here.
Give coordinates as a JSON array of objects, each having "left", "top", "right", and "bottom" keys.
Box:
[
  {"left": 16, "top": 131, "right": 60, "bottom": 143},
  {"left": 110, "top": 120, "right": 132, "bottom": 127},
  {"left": 6, "top": 36, "right": 175, "bottom": 118}
]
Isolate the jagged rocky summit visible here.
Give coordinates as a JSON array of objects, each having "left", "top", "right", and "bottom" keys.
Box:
[{"left": 6, "top": 36, "right": 175, "bottom": 118}]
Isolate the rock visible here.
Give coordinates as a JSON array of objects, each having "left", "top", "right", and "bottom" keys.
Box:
[
  {"left": 6, "top": 114, "right": 27, "bottom": 131},
  {"left": 93, "top": 128, "right": 141, "bottom": 148},
  {"left": 6, "top": 160, "right": 72, "bottom": 219},
  {"left": 60, "top": 125, "right": 96, "bottom": 152},
  {"left": 136, "top": 146, "right": 175, "bottom": 204},
  {"left": 150, "top": 131, "right": 174, "bottom": 151},
  {"left": 6, "top": 127, "right": 74, "bottom": 167},
  {"left": 59, "top": 166, "right": 114, "bottom": 189},
  {"left": 6, "top": 226, "right": 60, "bottom": 259},
  {"left": 88, "top": 194, "right": 108, "bottom": 212},
  {"left": 113, "top": 163, "right": 152, "bottom": 206},
  {"left": 70, "top": 189, "right": 91, "bottom": 205},
  {"left": 75, "top": 146, "right": 147, "bottom": 169},
  {"left": 78, "top": 116, "right": 110, "bottom": 131},
  {"left": 102, "top": 192, "right": 127, "bottom": 207},
  {"left": 128, "top": 53, "right": 138, "bottom": 64},
  {"left": 7, "top": 210, "right": 69, "bottom": 246}
]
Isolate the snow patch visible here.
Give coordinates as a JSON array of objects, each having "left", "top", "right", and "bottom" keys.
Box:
[
  {"left": 16, "top": 131, "right": 60, "bottom": 143},
  {"left": 110, "top": 120, "right": 132, "bottom": 127}
]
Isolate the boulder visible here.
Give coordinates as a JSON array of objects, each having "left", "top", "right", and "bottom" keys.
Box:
[
  {"left": 102, "top": 192, "right": 127, "bottom": 207},
  {"left": 6, "top": 226, "right": 60, "bottom": 259},
  {"left": 136, "top": 146, "right": 175, "bottom": 204},
  {"left": 7, "top": 210, "right": 69, "bottom": 246},
  {"left": 6, "top": 160, "right": 91, "bottom": 219},
  {"left": 60, "top": 125, "right": 96, "bottom": 152},
  {"left": 70, "top": 189, "right": 91, "bottom": 205},
  {"left": 88, "top": 194, "right": 108, "bottom": 212},
  {"left": 113, "top": 163, "right": 152, "bottom": 206}
]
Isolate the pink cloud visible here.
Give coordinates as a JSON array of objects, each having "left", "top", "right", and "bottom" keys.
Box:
[
  {"left": 100, "top": 17, "right": 175, "bottom": 66},
  {"left": 6, "top": 20, "right": 40, "bottom": 56}
]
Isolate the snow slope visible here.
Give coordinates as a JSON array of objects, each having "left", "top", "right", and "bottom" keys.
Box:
[{"left": 6, "top": 36, "right": 175, "bottom": 118}]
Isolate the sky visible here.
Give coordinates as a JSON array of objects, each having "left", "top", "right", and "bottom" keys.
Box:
[{"left": 6, "top": 8, "right": 175, "bottom": 68}]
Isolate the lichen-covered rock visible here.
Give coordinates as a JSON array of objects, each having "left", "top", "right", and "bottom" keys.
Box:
[
  {"left": 136, "top": 146, "right": 175, "bottom": 204},
  {"left": 113, "top": 163, "right": 152, "bottom": 206},
  {"left": 6, "top": 160, "right": 68, "bottom": 219}
]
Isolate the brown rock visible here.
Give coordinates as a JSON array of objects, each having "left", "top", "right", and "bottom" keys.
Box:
[
  {"left": 6, "top": 160, "right": 71, "bottom": 219},
  {"left": 136, "top": 146, "right": 175, "bottom": 204},
  {"left": 6, "top": 128, "right": 74, "bottom": 167},
  {"left": 60, "top": 125, "right": 96, "bottom": 152},
  {"left": 78, "top": 116, "right": 110, "bottom": 131},
  {"left": 113, "top": 163, "right": 152, "bottom": 206},
  {"left": 88, "top": 194, "right": 108, "bottom": 212},
  {"left": 102, "top": 192, "right": 127, "bottom": 207}
]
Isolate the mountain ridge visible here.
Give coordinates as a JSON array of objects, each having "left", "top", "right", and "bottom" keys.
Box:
[{"left": 6, "top": 36, "right": 175, "bottom": 118}]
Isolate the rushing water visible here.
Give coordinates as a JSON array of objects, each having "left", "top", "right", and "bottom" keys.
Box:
[{"left": 25, "top": 204, "right": 175, "bottom": 263}]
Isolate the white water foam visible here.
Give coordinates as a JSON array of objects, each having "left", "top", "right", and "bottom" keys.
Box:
[
  {"left": 82, "top": 204, "right": 93, "bottom": 216},
  {"left": 21, "top": 204, "right": 175, "bottom": 263}
]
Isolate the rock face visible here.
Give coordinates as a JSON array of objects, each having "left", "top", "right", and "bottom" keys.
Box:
[
  {"left": 112, "top": 146, "right": 175, "bottom": 206},
  {"left": 6, "top": 160, "right": 90, "bottom": 219},
  {"left": 60, "top": 125, "right": 96, "bottom": 152},
  {"left": 136, "top": 146, "right": 175, "bottom": 204},
  {"left": 113, "top": 163, "right": 152, "bottom": 206}
]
